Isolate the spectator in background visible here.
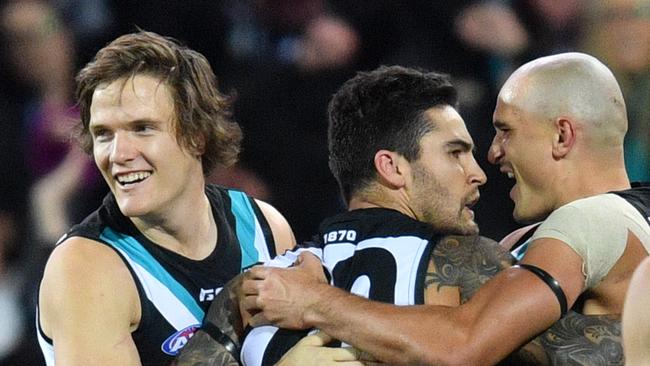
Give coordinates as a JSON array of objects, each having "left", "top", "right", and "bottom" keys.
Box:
[
  {"left": 0, "top": 210, "right": 35, "bottom": 365},
  {"left": 511, "top": 0, "right": 588, "bottom": 58},
  {"left": 0, "top": 0, "right": 106, "bottom": 247},
  {"left": 220, "top": 0, "right": 361, "bottom": 241},
  {"left": 583, "top": 0, "right": 650, "bottom": 182},
  {"left": 51, "top": 0, "right": 115, "bottom": 67},
  {"left": 0, "top": 2, "right": 106, "bottom": 364}
]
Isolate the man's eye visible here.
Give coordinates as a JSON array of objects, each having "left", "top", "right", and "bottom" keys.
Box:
[
  {"left": 93, "top": 129, "right": 111, "bottom": 141},
  {"left": 134, "top": 124, "right": 152, "bottom": 132}
]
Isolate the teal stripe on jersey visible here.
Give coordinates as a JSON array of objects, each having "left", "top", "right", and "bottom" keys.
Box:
[
  {"left": 228, "top": 190, "right": 258, "bottom": 269},
  {"left": 100, "top": 228, "right": 205, "bottom": 321},
  {"left": 512, "top": 241, "right": 530, "bottom": 261}
]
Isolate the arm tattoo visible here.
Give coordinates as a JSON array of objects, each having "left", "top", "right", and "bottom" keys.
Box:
[
  {"left": 172, "top": 274, "right": 244, "bottom": 365},
  {"left": 425, "top": 235, "right": 515, "bottom": 302},
  {"left": 541, "top": 311, "right": 622, "bottom": 365},
  {"left": 172, "top": 331, "right": 240, "bottom": 366},
  {"left": 426, "top": 237, "right": 623, "bottom": 366},
  {"left": 501, "top": 312, "right": 623, "bottom": 366}
]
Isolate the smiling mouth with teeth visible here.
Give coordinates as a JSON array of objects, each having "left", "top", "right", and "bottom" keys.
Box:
[{"left": 116, "top": 172, "right": 152, "bottom": 185}]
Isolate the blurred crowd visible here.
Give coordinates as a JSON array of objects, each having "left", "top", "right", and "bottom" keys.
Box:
[{"left": 0, "top": 0, "right": 648, "bottom": 364}]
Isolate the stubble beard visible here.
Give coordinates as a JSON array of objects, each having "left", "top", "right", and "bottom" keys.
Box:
[{"left": 412, "top": 165, "right": 478, "bottom": 236}]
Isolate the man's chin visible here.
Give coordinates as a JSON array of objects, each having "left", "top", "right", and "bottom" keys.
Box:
[
  {"left": 463, "top": 225, "right": 480, "bottom": 236},
  {"left": 513, "top": 207, "right": 547, "bottom": 225},
  {"left": 453, "top": 221, "right": 480, "bottom": 236}
]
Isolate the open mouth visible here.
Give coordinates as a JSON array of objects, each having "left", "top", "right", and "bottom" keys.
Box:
[
  {"left": 115, "top": 171, "right": 152, "bottom": 187},
  {"left": 501, "top": 168, "right": 518, "bottom": 201},
  {"left": 501, "top": 166, "right": 515, "bottom": 180}
]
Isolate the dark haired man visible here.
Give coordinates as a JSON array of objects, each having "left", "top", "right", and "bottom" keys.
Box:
[
  {"left": 175, "top": 65, "right": 512, "bottom": 365},
  {"left": 37, "top": 31, "right": 295, "bottom": 366}
]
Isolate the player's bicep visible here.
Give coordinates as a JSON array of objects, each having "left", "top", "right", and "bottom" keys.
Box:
[
  {"left": 520, "top": 237, "right": 586, "bottom": 310},
  {"left": 452, "top": 265, "right": 570, "bottom": 364},
  {"left": 424, "top": 256, "right": 461, "bottom": 306},
  {"left": 40, "top": 238, "right": 141, "bottom": 365}
]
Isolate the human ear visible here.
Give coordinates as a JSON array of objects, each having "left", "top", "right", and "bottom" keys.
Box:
[
  {"left": 373, "top": 150, "right": 407, "bottom": 189},
  {"left": 552, "top": 118, "right": 575, "bottom": 159}
]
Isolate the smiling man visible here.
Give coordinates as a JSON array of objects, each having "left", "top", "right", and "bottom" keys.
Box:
[
  {"left": 244, "top": 53, "right": 650, "bottom": 365},
  {"left": 36, "top": 31, "right": 295, "bottom": 366}
]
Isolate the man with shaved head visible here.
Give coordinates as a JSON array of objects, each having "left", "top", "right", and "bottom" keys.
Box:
[{"left": 244, "top": 53, "right": 650, "bottom": 365}]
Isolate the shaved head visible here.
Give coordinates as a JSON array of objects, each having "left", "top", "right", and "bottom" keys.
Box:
[{"left": 499, "top": 52, "right": 628, "bottom": 148}]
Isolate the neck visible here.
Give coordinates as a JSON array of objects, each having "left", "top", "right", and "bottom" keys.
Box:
[
  {"left": 556, "top": 157, "right": 630, "bottom": 208},
  {"left": 131, "top": 183, "right": 218, "bottom": 260},
  {"left": 348, "top": 190, "right": 417, "bottom": 219}
]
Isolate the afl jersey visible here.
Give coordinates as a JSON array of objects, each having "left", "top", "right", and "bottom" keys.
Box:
[
  {"left": 37, "top": 184, "right": 276, "bottom": 366},
  {"left": 241, "top": 208, "right": 439, "bottom": 365}
]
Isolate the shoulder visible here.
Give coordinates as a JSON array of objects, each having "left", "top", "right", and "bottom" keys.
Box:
[
  {"left": 39, "top": 236, "right": 139, "bottom": 336},
  {"left": 528, "top": 194, "right": 642, "bottom": 290},
  {"left": 544, "top": 193, "right": 631, "bottom": 224},
  {"left": 255, "top": 199, "right": 296, "bottom": 252},
  {"left": 42, "top": 236, "right": 131, "bottom": 287},
  {"left": 429, "top": 235, "right": 514, "bottom": 303},
  {"left": 534, "top": 194, "right": 636, "bottom": 244},
  {"left": 434, "top": 235, "right": 512, "bottom": 263}
]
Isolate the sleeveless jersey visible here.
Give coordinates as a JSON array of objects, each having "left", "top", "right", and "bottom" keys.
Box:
[
  {"left": 611, "top": 183, "right": 650, "bottom": 225},
  {"left": 37, "top": 184, "right": 276, "bottom": 366},
  {"left": 241, "top": 208, "right": 439, "bottom": 366}
]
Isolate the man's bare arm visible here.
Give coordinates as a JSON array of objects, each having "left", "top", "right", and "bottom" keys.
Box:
[
  {"left": 39, "top": 238, "right": 141, "bottom": 365},
  {"left": 173, "top": 274, "right": 245, "bottom": 366},
  {"left": 430, "top": 236, "right": 623, "bottom": 365},
  {"left": 244, "top": 235, "right": 589, "bottom": 365},
  {"left": 539, "top": 312, "right": 622, "bottom": 365},
  {"left": 256, "top": 199, "right": 296, "bottom": 254},
  {"left": 502, "top": 311, "right": 622, "bottom": 366}
]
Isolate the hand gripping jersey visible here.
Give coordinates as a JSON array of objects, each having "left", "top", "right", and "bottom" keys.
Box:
[
  {"left": 37, "top": 184, "right": 276, "bottom": 366},
  {"left": 241, "top": 208, "right": 440, "bottom": 366}
]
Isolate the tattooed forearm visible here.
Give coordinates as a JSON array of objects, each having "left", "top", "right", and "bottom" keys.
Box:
[
  {"left": 173, "top": 274, "right": 245, "bottom": 365},
  {"left": 425, "top": 235, "right": 515, "bottom": 302},
  {"left": 500, "top": 311, "right": 623, "bottom": 366},
  {"left": 539, "top": 311, "right": 623, "bottom": 365},
  {"left": 171, "top": 331, "right": 240, "bottom": 366}
]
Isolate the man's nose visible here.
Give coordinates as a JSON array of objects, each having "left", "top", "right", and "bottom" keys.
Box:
[
  {"left": 109, "top": 132, "right": 137, "bottom": 164},
  {"left": 487, "top": 137, "right": 503, "bottom": 165}
]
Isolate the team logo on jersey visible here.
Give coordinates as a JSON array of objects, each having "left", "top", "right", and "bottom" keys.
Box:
[
  {"left": 199, "top": 287, "right": 223, "bottom": 302},
  {"left": 161, "top": 324, "right": 200, "bottom": 355}
]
